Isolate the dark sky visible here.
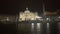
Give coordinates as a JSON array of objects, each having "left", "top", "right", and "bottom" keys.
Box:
[
  {"left": 0, "top": 0, "right": 60, "bottom": 15},
  {"left": 45, "top": 0, "right": 60, "bottom": 11}
]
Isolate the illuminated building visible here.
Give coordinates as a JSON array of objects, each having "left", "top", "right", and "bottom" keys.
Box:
[
  {"left": 0, "top": 15, "right": 16, "bottom": 22},
  {"left": 19, "top": 8, "right": 40, "bottom": 21},
  {"left": 44, "top": 11, "right": 57, "bottom": 16}
]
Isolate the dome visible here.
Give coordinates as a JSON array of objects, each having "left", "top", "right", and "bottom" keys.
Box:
[{"left": 24, "top": 8, "right": 30, "bottom": 13}]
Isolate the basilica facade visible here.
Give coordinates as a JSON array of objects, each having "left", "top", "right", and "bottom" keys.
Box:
[{"left": 19, "top": 8, "right": 40, "bottom": 21}]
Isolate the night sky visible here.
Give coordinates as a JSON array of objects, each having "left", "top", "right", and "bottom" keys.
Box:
[{"left": 0, "top": 0, "right": 60, "bottom": 15}]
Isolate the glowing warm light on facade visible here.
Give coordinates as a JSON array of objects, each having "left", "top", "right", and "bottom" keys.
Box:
[
  {"left": 19, "top": 8, "right": 39, "bottom": 21},
  {"left": 44, "top": 11, "right": 57, "bottom": 15},
  {"left": 36, "top": 16, "right": 42, "bottom": 18},
  {"left": 31, "top": 18, "right": 35, "bottom": 20}
]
